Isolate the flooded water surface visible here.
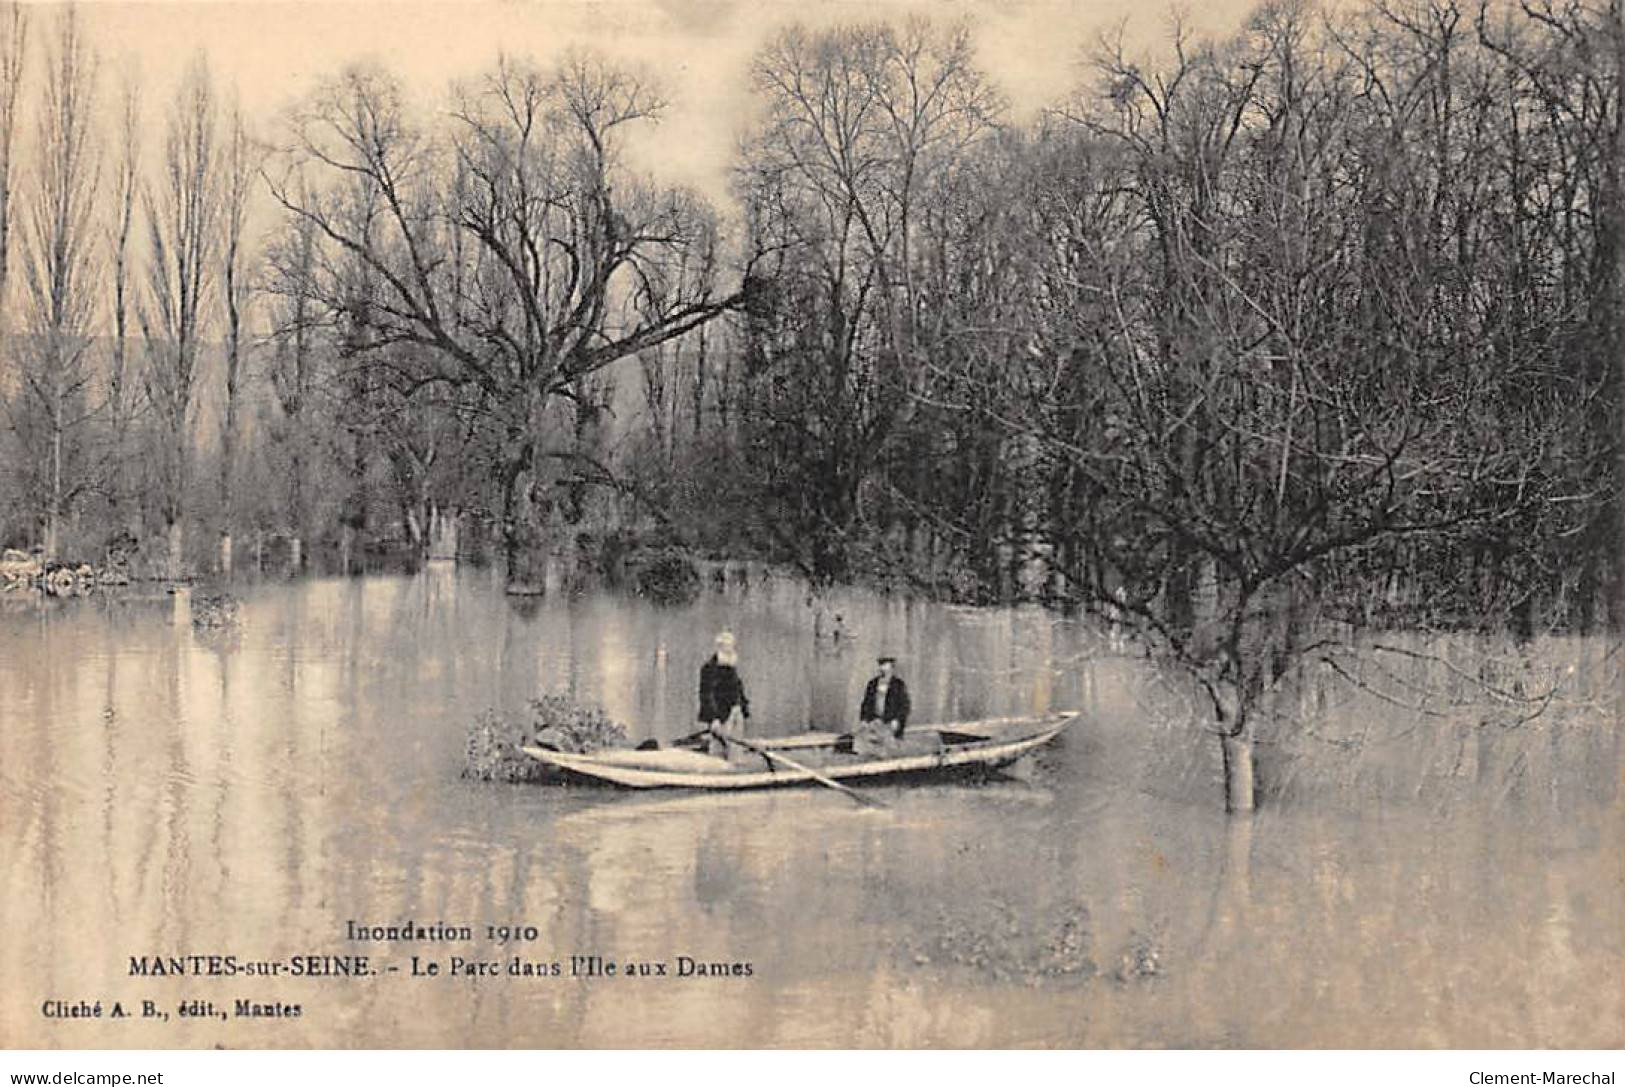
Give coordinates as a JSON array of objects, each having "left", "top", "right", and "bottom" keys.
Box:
[{"left": 2, "top": 568, "right": 1620, "bottom": 1047}]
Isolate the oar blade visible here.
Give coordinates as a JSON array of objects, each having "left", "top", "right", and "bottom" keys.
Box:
[{"left": 726, "top": 733, "right": 886, "bottom": 810}]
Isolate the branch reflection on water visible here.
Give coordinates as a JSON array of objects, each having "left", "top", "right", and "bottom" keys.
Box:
[{"left": 0, "top": 570, "right": 1617, "bottom": 1047}]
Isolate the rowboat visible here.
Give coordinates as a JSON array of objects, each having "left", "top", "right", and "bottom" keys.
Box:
[{"left": 521, "top": 711, "right": 1077, "bottom": 791}]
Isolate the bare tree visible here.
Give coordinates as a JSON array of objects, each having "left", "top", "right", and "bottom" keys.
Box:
[
  {"left": 262, "top": 190, "right": 322, "bottom": 570},
  {"left": 740, "top": 18, "right": 1001, "bottom": 583},
  {"left": 1473, "top": 0, "right": 1624, "bottom": 631},
  {"left": 633, "top": 211, "right": 721, "bottom": 476},
  {"left": 141, "top": 55, "right": 219, "bottom": 580},
  {"left": 268, "top": 54, "right": 748, "bottom": 592},
  {"left": 216, "top": 99, "right": 260, "bottom": 574},
  {"left": 15, "top": 5, "right": 100, "bottom": 560},
  {"left": 104, "top": 64, "right": 141, "bottom": 536},
  {"left": 895, "top": 0, "right": 1618, "bottom": 811}
]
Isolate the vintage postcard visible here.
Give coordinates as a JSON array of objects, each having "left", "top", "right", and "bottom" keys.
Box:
[{"left": 0, "top": 0, "right": 1620, "bottom": 1052}]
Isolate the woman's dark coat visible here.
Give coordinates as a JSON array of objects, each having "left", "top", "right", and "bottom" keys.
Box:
[{"left": 698, "top": 656, "right": 750, "bottom": 723}]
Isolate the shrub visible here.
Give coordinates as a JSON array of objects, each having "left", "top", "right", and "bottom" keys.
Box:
[
  {"left": 191, "top": 591, "right": 243, "bottom": 631},
  {"left": 462, "top": 694, "right": 629, "bottom": 783},
  {"left": 526, "top": 693, "right": 629, "bottom": 752},
  {"left": 633, "top": 550, "right": 701, "bottom": 605}
]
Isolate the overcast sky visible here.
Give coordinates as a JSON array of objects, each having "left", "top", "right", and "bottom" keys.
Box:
[{"left": 69, "top": 0, "right": 1256, "bottom": 202}]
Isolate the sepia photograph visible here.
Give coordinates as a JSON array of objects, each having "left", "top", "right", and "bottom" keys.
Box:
[{"left": 0, "top": 0, "right": 1620, "bottom": 1053}]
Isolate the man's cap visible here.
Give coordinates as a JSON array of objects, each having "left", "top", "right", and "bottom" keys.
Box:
[
  {"left": 716, "top": 630, "right": 736, "bottom": 647},
  {"left": 877, "top": 654, "right": 897, "bottom": 664}
]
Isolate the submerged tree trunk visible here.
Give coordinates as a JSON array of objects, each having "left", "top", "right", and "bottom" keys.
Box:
[
  {"left": 46, "top": 420, "right": 63, "bottom": 561},
  {"left": 289, "top": 437, "right": 307, "bottom": 573},
  {"left": 404, "top": 505, "right": 424, "bottom": 553},
  {"left": 1222, "top": 729, "right": 1257, "bottom": 813},
  {"left": 505, "top": 544, "right": 549, "bottom": 595},
  {"left": 504, "top": 533, "right": 549, "bottom": 594},
  {"left": 501, "top": 456, "right": 548, "bottom": 595},
  {"left": 428, "top": 504, "right": 459, "bottom": 560},
  {"left": 166, "top": 518, "right": 184, "bottom": 581}
]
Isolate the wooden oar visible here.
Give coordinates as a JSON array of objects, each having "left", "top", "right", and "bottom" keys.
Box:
[{"left": 723, "top": 733, "right": 885, "bottom": 810}]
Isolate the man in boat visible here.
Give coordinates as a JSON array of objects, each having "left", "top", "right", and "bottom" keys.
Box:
[
  {"left": 698, "top": 630, "right": 750, "bottom": 757},
  {"left": 854, "top": 655, "right": 911, "bottom": 755}
]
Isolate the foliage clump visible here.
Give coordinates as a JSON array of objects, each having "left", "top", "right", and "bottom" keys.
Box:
[
  {"left": 528, "top": 694, "right": 629, "bottom": 752},
  {"left": 462, "top": 695, "right": 629, "bottom": 783},
  {"left": 191, "top": 591, "right": 243, "bottom": 631},
  {"left": 907, "top": 901, "right": 1101, "bottom": 985}
]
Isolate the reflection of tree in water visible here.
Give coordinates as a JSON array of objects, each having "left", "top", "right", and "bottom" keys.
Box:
[
  {"left": 804, "top": 642, "right": 852, "bottom": 732},
  {"left": 5, "top": 575, "right": 1620, "bottom": 1046}
]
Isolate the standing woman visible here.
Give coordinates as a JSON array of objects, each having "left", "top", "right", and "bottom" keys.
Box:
[{"left": 698, "top": 630, "right": 750, "bottom": 756}]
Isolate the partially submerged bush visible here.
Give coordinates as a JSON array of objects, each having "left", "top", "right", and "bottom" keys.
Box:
[
  {"left": 3, "top": 551, "right": 128, "bottom": 596},
  {"left": 527, "top": 693, "right": 629, "bottom": 752},
  {"left": 464, "top": 709, "right": 550, "bottom": 783},
  {"left": 463, "top": 694, "right": 629, "bottom": 783},
  {"left": 192, "top": 591, "right": 243, "bottom": 631},
  {"left": 905, "top": 901, "right": 1101, "bottom": 984},
  {"left": 944, "top": 565, "right": 995, "bottom": 606},
  {"left": 633, "top": 550, "right": 701, "bottom": 605}
]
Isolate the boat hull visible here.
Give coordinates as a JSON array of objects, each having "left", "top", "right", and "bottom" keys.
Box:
[{"left": 521, "top": 712, "right": 1076, "bottom": 790}]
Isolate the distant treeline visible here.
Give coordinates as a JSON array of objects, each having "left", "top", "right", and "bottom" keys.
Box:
[{"left": 0, "top": 0, "right": 1618, "bottom": 638}]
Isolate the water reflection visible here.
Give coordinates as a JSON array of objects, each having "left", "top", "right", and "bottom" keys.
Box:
[{"left": 0, "top": 571, "right": 1618, "bottom": 1047}]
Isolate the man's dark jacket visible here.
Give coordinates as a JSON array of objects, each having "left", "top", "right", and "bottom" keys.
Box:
[
  {"left": 860, "top": 675, "right": 911, "bottom": 736},
  {"left": 698, "top": 656, "right": 750, "bottom": 723}
]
